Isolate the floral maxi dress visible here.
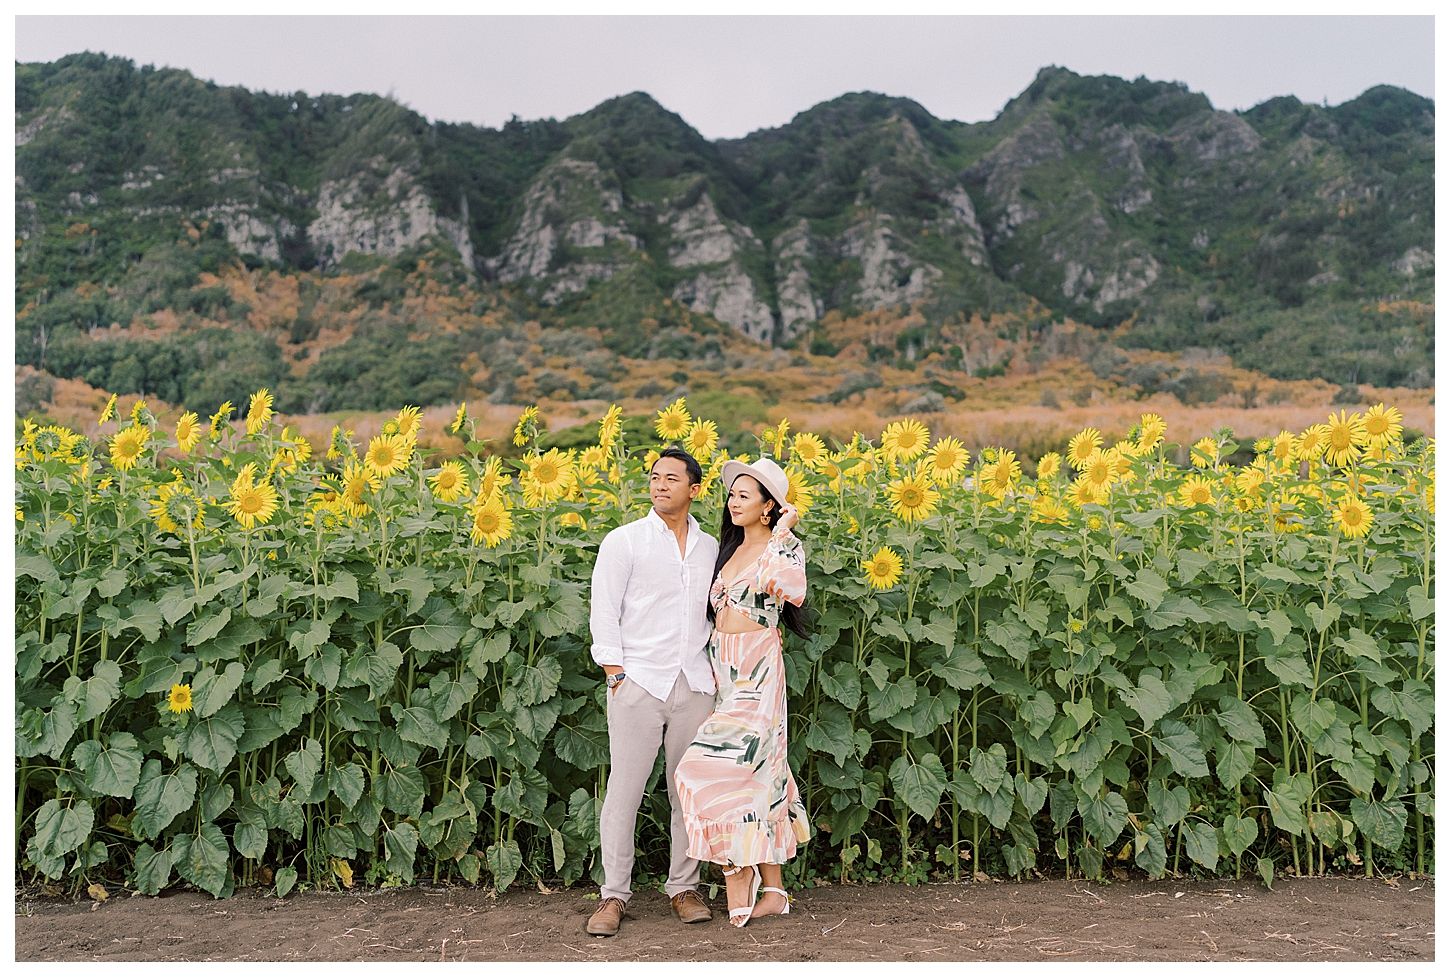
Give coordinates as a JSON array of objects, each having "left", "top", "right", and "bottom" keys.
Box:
[{"left": 674, "top": 524, "right": 812, "bottom": 867}]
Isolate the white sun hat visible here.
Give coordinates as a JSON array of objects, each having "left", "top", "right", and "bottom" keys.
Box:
[{"left": 719, "top": 455, "right": 791, "bottom": 505}]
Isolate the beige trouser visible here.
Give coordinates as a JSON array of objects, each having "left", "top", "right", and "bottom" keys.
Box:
[{"left": 598, "top": 671, "right": 716, "bottom": 903}]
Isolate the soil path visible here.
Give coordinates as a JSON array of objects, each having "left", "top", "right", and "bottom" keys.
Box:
[{"left": 16, "top": 876, "right": 1433, "bottom": 962}]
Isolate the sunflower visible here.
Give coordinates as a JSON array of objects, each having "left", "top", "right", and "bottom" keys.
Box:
[
  {"left": 1332, "top": 495, "right": 1373, "bottom": 538},
  {"left": 246, "top": 388, "right": 274, "bottom": 435},
  {"left": 1115, "top": 444, "right": 1142, "bottom": 482},
  {"left": 268, "top": 432, "right": 310, "bottom": 478},
  {"left": 150, "top": 481, "right": 203, "bottom": 536},
  {"left": 699, "top": 452, "right": 726, "bottom": 495},
  {"left": 452, "top": 402, "right": 469, "bottom": 434},
  {"left": 685, "top": 419, "right": 720, "bottom": 459},
  {"left": 1032, "top": 497, "right": 1071, "bottom": 525},
  {"left": 428, "top": 462, "right": 469, "bottom": 502},
  {"left": 394, "top": 405, "right": 423, "bottom": 442},
  {"left": 1361, "top": 403, "right": 1403, "bottom": 448},
  {"left": 225, "top": 463, "right": 280, "bottom": 529},
  {"left": 982, "top": 449, "right": 1023, "bottom": 498},
  {"left": 470, "top": 495, "right": 513, "bottom": 547},
  {"left": 110, "top": 425, "right": 150, "bottom": 471},
  {"left": 476, "top": 455, "right": 505, "bottom": 503},
  {"left": 655, "top": 398, "right": 691, "bottom": 441},
  {"left": 763, "top": 417, "right": 791, "bottom": 460},
  {"left": 172, "top": 412, "right": 201, "bottom": 453},
  {"left": 861, "top": 547, "right": 904, "bottom": 590},
  {"left": 1067, "top": 477, "right": 1105, "bottom": 509},
  {"left": 881, "top": 418, "right": 930, "bottom": 462},
  {"left": 1297, "top": 424, "right": 1329, "bottom": 461},
  {"left": 340, "top": 460, "right": 377, "bottom": 516},
  {"left": 98, "top": 393, "right": 118, "bottom": 424},
  {"left": 886, "top": 471, "right": 939, "bottom": 522},
  {"left": 598, "top": 404, "right": 623, "bottom": 448},
  {"left": 925, "top": 436, "right": 969, "bottom": 485},
  {"left": 843, "top": 451, "right": 877, "bottom": 481},
  {"left": 1080, "top": 448, "right": 1118, "bottom": 492},
  {"left": 327, "top": 425, "right": 353, "bottom": 461},
  {"left": 209, "top": 401, "right": 234, "bottom": 439},
  {"left": 17, "top": 418, "right": 36, "bottom": 457},
  {"left": 1323, "top": 410, "right": 1367, "bottom": 468},
  {"left": 305, "top": 487, "right": 346, "bottom": 530},
  {"left": 1036, "top": 452, "right": 1062, "bottom": 480},
  {"left": 784, "top": 466, "right": 815, "bottom": 515},
  {"left": 364, "top": 433, "right": 412, "bottom": 479},
  {"left": 522, "top": 448, "right": 574, "bottom": 504},
  {"left": 1177, "top": 475, "right": 1217, "bottom": 508},
  {"left": 819, "top": 454, "right": 848, "bottom": 494},
  {"left": 1067, "top": 428, "right": 1103, "bottom": 470},
  {"left": 1137, "top": 413, "right": 1167, "bottom": 451},
  {"left": 1268, "top": 430, "right": 1299, "bottom": 468},
  {"left": 1190, "top": 437, "right": 1219, "bottom": 468},
  {"left": 1235, "top": 467, "right": 1266, "bottom": 497},
  {"left": 513, "top": 405, "right": 541, "bottom": 447},
  {"left": 28, "top": 424, "right": 84, "bottom": 464},
  {"left": 791, "top": 432, "right": 828, "bottom": 470},
  {"left": 1268, "top": 488, "right": 1307, "bottom": 534},
  {"left": 578, "top": 444, "right": 608, "bottom": 471},
  {"left": 130, "top": 398, "right": 151, "bottom": 425},
  {"left": 285, "top": 429, "right": 312, "bottom": 463},
  {"left": 167, "top": 683, "right": 194, "bottom": 714}
]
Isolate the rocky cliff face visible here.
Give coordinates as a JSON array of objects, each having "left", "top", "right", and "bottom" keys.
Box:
[
  {"left": 772, "top": 219, "right": 822, "bottom": 341},
  {"left": 661, "top": 191, "right": 774, "bottom": 342},
  {"left": 486, "top": 157, "right": 638, "bottom": 301},
  {"left": 714, "top": 107, "right": 998, "bottom": 337},
  {"left": 483, "top": 158, "right": 777, "bottom": 339},
  {"left": 309, "top": 158, "right": 474, "bottom": 271}
]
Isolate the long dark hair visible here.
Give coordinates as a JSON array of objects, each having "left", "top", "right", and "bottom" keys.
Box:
[{"left": 709, "top": 476, "right": 810, "bottom": 638}]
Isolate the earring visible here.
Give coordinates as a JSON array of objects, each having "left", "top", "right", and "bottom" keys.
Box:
[{"left": 760, "top": 510, "right": 771, "bottom": 526}]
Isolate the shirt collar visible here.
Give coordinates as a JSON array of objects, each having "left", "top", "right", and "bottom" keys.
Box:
[{"left": 646, "top": 507, "right": 698, "bottom": 540}]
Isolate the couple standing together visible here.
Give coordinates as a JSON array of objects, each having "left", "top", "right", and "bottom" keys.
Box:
[{"left": 586, "top": 447, "right": 811, "bottom": 935}]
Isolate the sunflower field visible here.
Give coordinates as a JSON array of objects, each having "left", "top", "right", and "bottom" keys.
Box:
[{"left": 14, "top": 392, "right": 1435, "bottom": 899}]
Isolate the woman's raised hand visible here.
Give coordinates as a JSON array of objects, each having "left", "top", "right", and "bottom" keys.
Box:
[{"left": 776, "top": 503, "right": 800, "bottom": 530}]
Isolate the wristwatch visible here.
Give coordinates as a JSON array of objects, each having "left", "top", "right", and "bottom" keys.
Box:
[{"left": 605, "top": 671, "right": 627, "bottom": 690}]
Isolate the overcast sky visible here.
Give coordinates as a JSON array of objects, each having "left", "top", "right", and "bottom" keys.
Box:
[{"left": 15, "top": 15, "right": 1435, "bottom": 139}]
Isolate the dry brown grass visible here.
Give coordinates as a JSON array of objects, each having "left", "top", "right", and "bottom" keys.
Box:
[{"left": 20, "top": 300, "right": 1435, "bottom": 469}]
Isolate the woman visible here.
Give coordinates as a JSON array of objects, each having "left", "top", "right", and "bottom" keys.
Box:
[{"left": 674, "top": 456, "right": 811, "bottom": 927}]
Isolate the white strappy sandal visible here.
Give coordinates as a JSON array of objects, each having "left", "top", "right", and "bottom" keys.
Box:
[
  {"left": 759, "top": 886, "right": 791, "bottom": 915},
  {"left": 722, "top": 865, "right": 759, "bottom": 927}
]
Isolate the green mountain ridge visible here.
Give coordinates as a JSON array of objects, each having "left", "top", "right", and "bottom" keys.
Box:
[{"left": 15, "top": 54, "right": 1434, "bottom": 414}]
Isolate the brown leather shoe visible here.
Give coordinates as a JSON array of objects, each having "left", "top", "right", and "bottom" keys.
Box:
[
  {"left": 671, "top": 889, "right": 713, "bottom": 924},
  {"left": 586, "top": 897, "right": 627, "bottom": 936}
]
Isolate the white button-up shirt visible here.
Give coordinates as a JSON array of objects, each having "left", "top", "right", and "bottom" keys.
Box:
[{"left": 589, "top": 507, "right": 718, "bottom": 702}]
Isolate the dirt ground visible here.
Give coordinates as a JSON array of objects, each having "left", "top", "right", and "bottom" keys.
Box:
[{"left": 15, "top": 875, "right": 1433, "bottom": 962}]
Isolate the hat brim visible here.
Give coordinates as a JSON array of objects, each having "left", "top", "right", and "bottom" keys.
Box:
[{"left": 720, "top": 459, "right": 790, "bottom": 505}]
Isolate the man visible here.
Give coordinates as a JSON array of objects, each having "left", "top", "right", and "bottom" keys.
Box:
[{"left": 585, "top": 446, "right": 718, "bottom": 936}]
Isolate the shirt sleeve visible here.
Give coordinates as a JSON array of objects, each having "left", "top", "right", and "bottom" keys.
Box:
[
  {"left": 759, "top": 525, "right": 807, "bottom": 607},
  {"left": 589, "top": 528, "right": 632, "bottom": 665}
]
